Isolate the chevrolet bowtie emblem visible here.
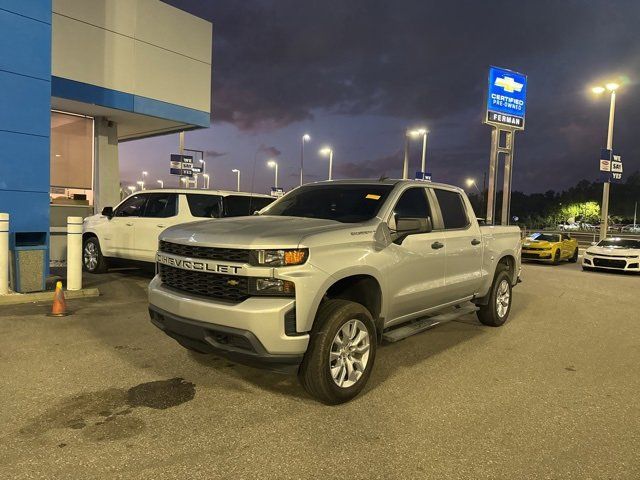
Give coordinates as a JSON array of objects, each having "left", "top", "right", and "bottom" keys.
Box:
[
  {"left": 494, "top": 76, "right": 524, "bottom": 93},
  {"left": 227, "top": 279, "right": 240, "bottom": 286}
]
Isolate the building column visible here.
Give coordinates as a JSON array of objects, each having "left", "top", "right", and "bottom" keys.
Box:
[{"left": 94, "top": 118, "right": 120, "bottom": 213}]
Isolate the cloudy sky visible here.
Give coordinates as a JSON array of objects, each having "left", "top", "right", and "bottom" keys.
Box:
[{"left": 120, "top": 0, "right": 640, "bottom": 194}]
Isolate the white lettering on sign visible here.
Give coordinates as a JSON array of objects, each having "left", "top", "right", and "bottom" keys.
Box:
[{"left": 611, "top": 161, "right": 623, "bottom": 173}]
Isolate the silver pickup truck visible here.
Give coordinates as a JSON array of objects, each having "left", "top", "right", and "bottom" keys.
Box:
[{"left": 149, "top": 179, "right": 521, "bottom": 403}]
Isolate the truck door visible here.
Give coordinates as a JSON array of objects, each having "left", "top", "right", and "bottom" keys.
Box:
[
  {"left": 134, "top": 193, "right": 179, "bottom": 262},
  {"left": 432, "top": 188, "right": 483, "bottom": 302},
  {"left": 385, "top": 187, "right": 447, "bottom": 322},
  {"left": 105, "top": 194, "right": 148, "bottom": 259}
]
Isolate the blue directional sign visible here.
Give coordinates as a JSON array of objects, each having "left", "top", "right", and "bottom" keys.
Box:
[{"left": 486, "top": 66, "right": 527, "bottom": 129}]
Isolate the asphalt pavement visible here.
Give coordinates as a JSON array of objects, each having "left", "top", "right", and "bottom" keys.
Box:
[{"left": 1, "top": 261, "right": 639, "bottom": 479}]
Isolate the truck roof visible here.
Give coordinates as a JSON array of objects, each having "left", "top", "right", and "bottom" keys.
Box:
[{"left": 305, "top": 178, "right": 463, "bottom": 191}]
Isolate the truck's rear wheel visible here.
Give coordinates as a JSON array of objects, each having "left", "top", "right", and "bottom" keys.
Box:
[
  {"left": 83, "top": 237, "right": 108, "bottom": 273},
  {"left": 298, "top": 299, "right": 376, "bottom": 404},
  {"left": 477, "top": 269, "right": 512, "bottom": 327}
]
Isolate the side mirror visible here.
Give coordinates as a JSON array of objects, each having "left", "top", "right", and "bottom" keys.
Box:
[
  {"left": 101, "top": 206, "right": 114, "bottom": 218},
  {"left": 393, "top": 216, "right": 432, "bottom": 243}
]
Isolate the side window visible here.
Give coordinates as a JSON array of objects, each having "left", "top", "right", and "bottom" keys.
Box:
[
  {"left": 186, "top": 194, "right": 223, "bottom": 218},
  {"left": 143, "top": 193, "right": 177, "bottom": 218},
  {"left": 393, "top": 188, "right": 431, "bottom": 219},
  {"left": 115, "top": 194, "right": 147, "bottom": 217},
  {"left": 434, "top": 189, "right": 469, "bottom": 229}
]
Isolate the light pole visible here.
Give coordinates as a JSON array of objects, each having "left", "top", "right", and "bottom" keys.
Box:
[
  {"left": 404, "top": 128, "right": 428, "bottom": 179},
  {"left": 232, "top": 169, "right": 240, "bottom": 192},
  {"left": 141, "top": 171, "right": 147, "bottom": 190},
  {"left": 466, "top": 178, "right": 481, "bottom": 194},
  {"left": 591, "top": 82, "right": 619, "bottom": 240},
  {"left": 136, "top": 181, "right": 144, "bottom": 191},
  {"left": 203, "top": 173, "right": 210, "bottom": 189},
  {"left": 319, "top": 147, "right": 333, "bottom": 180},
  {"left": 157, "top": 180, "right": 164, "bottom": 189},
  {"left": 200, "top": 159, "right": 206, "bottom": 174},
  {"left": 300, "top": 134, "right": 311, "bottom": 186},
  {"left": 267, "top": 160, "right": 278, "bottom": 188},
  {"left": 127, "top": 185, "right": 136, "bottom": 195}
]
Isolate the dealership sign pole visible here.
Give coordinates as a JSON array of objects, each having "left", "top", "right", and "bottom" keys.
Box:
[{"left": 484, "top": 66, "right": 527, "bottom": 225}]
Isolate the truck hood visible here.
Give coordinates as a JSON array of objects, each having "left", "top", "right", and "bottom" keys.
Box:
[{"left": 159, "top": 215, "right": 354, "bottom": 248}]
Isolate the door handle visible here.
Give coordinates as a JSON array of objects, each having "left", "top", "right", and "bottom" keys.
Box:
[
  {"left": 126, "top": 222, "right": 134, "bottom": 226},
  {"left": 156, "top": 224, "right": 166, "bottom": 228},
  {"left": 471, "top": 239, "right": 481, "bottom": 246},
  {"left": 431, "top": 241, "right": 444, "bottom": 250}
]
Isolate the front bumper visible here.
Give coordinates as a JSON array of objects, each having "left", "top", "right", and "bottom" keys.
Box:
[
  {"left": 522, "top": 250, "right": 553, "bottom": 261},
  {"left": 582, "top": 255, "right": 640, "bottom": 272},
  {"left": 149, "top": 305, "right": 304, "bottom": 373},
  {"left": 148, "top": 275, "right": 309, "bottom": 369}
]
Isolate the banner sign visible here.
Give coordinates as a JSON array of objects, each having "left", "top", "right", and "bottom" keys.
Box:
[
  {"left": 599, "top": 148, "right": 623, "bottom": 182},
  {"left": 486, "top": 66, "right": 527, "bottom": 129}
]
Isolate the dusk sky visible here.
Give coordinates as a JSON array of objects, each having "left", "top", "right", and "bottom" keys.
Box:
[{"left": 120, "top": 0, "right": 640, "bottom": 195}]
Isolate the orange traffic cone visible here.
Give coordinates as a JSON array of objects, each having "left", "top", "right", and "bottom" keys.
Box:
[{"left": 47, "top": 281, "right": 70, "bottom": 317}]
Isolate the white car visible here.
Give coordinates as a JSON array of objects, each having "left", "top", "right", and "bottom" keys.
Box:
[
  {"left": 582, "top": 237, "right": 640, "bottom": 273},
  {"left": 82, "top": 189, "right": 274, "bottom": 273}
]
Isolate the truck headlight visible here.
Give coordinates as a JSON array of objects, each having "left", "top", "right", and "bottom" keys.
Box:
[
  {"left": 252, "top": 249, "right": 308, "bottom": 267},
  {"left": 249, "top": 278, "right": 295, "bottom": 296}
]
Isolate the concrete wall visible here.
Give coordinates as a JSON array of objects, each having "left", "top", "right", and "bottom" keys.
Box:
[
  {"left": 52, "top": 0, "right": 212, "bottom": 124},
  {"left": 0, "top": 0, "right": 52, "bottom": 240}
]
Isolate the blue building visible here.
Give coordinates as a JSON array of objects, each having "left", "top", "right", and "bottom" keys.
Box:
[{"left": 0, "top": 0, "right": 212, "bottom": 272}]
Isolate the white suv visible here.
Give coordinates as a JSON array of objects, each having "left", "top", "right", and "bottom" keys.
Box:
[{"left": 82, "top": 189, "right": 274, "bottom": 273}]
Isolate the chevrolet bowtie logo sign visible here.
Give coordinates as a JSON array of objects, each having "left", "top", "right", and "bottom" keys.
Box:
[{"left": 494, "top": 76, "right": 524, "bottom": 93}]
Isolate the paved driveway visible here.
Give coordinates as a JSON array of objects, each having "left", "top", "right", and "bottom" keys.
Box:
[{"left": 1, "top": 263, "right": 638, "bottom": 479}]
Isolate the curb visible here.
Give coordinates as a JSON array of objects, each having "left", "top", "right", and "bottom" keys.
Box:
[{"left": 0, "top": 287, "right": 100, "bottom": 306}]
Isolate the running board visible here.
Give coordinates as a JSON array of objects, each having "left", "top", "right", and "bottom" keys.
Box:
[{"left": 382, "top": 304, "right": 479, "bottom": 343}]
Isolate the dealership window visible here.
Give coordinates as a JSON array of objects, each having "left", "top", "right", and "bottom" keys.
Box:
[{"left": 50, "top": 111, "right": 94, "bottom": 206}]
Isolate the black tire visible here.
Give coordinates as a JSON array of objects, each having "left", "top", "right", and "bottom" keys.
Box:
[
  {"left": 477, "top": 269, "right": 512, "bottom": 327},
  {"left": 82, "top": 236, "right": 108, "bottom": 273},
  {"left": 582, "top": 265, "right": 592, "bottom": 272},
  {"left": 298, "top": 299, "right": 377, "bottom": 405},
  {"left": 552, "top": 249, "right": 561, "bottom": 265},
  {"left": 569, "top": 248, "right": 578, "bottom": 263}
]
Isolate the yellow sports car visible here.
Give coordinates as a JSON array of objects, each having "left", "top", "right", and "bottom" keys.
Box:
[{"left": 522, "top": 232, "right": 579, "bottom": 264}]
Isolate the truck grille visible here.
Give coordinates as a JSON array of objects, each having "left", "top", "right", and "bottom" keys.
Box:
[
  {"left": 159, "top": 264, "right": 249, "bottom": 302},
  {"left": 593, "top": 258, "right": 626, "bottom": 269},
  {"left": 159, "top": 240, "right": 251, "bottom": 263}
]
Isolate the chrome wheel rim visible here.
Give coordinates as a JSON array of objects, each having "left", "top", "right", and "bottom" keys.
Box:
[
  {"left": 83, "top": 242, "right": 98, "bottom": 271},
  {"left": 329, "top": 319, "right": 370, "bottom": 388},
  {"left": 496, "top": 279, "right": 510, "bottom": 318}
]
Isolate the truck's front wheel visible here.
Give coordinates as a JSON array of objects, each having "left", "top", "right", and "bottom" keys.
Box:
[
  {"left": 299, "top": 299, "right": 377, "bottom": 404},
  {"left": 477, "top": 269, "right": 512, "bottom": 327}
]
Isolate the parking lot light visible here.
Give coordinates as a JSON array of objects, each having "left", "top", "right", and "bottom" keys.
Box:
[
  {"left": 267, "top": 160, "right": 278, "bottom": 188},
  {"left": 157, "top": 180, "right": 164, "bottom": 189},
  {"left": 232, "top": 169, "right": 240, "bottom": 191},
  {"left": 592, "top": 86, "right": 605, "bottom": 94},
  {"left": 136, "top": 180, "right": 144, "bottom": 190},
  {"left": 202, "top": 173, "right": 210, "bottom": 189},
  {"left": 319, "top": 147, "right": 333, "bottom": 180}
]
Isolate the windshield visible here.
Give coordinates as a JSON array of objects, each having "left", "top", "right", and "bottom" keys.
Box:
[
  {"left": 528, "top": 233, "right": 560, "bottom": 242},
  {"left": 597, "top": 239, "right": 640, "bottom": 249},
  {"left": 260, "top": 184, "right": 394, "bottom": 223}
]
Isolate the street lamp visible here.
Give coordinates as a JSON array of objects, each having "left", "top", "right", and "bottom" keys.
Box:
[
  {"left": 157, "top": 180, "right": 164, "bottom": 189},
  {"left": 200, "top": 159, "right": 206, "bottom": 174},
  {"left": 136, "top": 181, "right": 144, "bottom": 191},
  {"left": 232, "top": 169, "right": 240, "bottom": 192},
  {"left": 202, "top": 173, "right": 210, "bottom": 189},
  {"left": 300, "top": 133, "right": 311, "bottom": 186},
  {"left": 409, "top": 128, "right": 429, "bottom": 177},
  {"left": 141, "top": 171, "right": 147, "bottom": 190},
  {"left": 403, "top": 127, "right": 428, "bottom": 179},
  {"left": 466, "top": 178, "right": 481, "bottom": 193},
  {"left": 267, "top": 160, "right": 278, "bottom": 188},
  {"left": 127, "top": 185, "right": 136, "bottom": 195},
  {"left": 319, "top": 147, "right": 334, "bottom": 180},
  {"left": 591, "top": 80, "right": 620, "bottom": 240}
]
